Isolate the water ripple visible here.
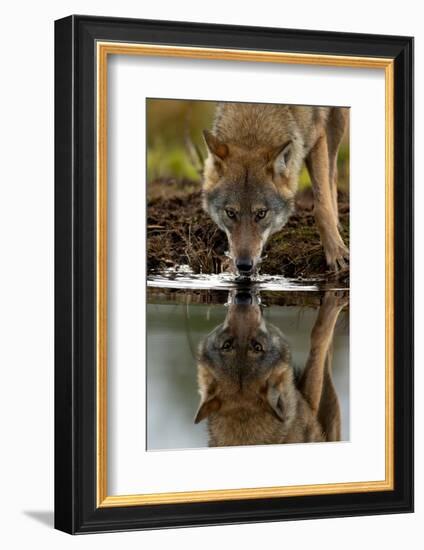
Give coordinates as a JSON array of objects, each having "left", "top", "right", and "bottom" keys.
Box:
[{"left": 147, "top": 266, "right": 346, "bottom": 292}]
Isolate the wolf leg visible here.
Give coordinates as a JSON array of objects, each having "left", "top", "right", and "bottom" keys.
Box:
[
  {"left": 317, "top": 341, "right": 341, "bottom": 441},
  {"left": 326, "top": 107, "right": 349, "bottom": 226},
  {"left": 306, "top": 134, "right": 349, "bottom": 270},
  {"left": 298, "top": 291, "right": 347, "bottom": 417}
]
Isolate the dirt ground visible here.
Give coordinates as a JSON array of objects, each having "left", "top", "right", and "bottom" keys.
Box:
[{"left": 147, "top": 179, "right": 349, "bottom": 283}]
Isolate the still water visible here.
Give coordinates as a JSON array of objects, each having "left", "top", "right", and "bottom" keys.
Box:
[{"left": 147, "top": 284, "right": 349, "bottom": 451}]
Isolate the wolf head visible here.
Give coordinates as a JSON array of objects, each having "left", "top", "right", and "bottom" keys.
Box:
[
  {"left": 195, "top": 291, "right": 294, "bottom": 425},
  {"left": 202, "top": 130, "right": 297, "bottom": 276}
]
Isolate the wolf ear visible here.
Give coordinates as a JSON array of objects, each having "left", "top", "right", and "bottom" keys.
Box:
[
  {"left": 194, "top": 395, "right": 221, "bottom": 424},
  {"left": 203, "top": 129, "right": 229, "bottom": 160},
  {"left": 266, "top": 384, "right": 285, "bottom": 421},
  {"left": 270, "top": 141, "right": 292, "bottom": 177}
]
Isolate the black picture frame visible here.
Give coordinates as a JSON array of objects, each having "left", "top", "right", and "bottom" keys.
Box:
[{"left": 55, "top": 15, "right": 414, "bottom": 534}]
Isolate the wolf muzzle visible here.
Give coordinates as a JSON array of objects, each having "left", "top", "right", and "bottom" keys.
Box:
[{"left": 235, "top": 257, "right": 254, "bottom": 276}]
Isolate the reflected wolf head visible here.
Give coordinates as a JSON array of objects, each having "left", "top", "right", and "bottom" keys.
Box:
[
  {"left": 195, "top": 292, "right": 297, "bottom": 445},
  {"left": 202, "top": 130, "right": 297, "bottom": 276}
]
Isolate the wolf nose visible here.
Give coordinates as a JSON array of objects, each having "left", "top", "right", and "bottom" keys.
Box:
[
  {"left": 234, "top": 291, "right": 253, "bottom": 305},
  {"left": 236, "top": 259, "right": 253, "bottom": 274}
]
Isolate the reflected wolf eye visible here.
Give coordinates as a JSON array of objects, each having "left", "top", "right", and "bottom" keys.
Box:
[
  {"left": 221, "top": 339, "right": 233, "bottom": 350},
  {"left": 255, "top": 209, "right": 268, "bottom": 221},
  {"left": 225, "top": 209, "right": 236, "bottom": 219},
  {"left": 252, "top": 341, "right": 264, "bottom": 353}
]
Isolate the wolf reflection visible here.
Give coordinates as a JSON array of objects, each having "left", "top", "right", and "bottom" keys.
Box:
[{"left": 195, "top": 290, "right": 347, "bottom": 447}]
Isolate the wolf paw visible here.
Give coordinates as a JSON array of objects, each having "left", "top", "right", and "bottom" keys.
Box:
[
  {"left": 324, "top": 242, "right": 349, "bottom": 273},
  {"left": 321, "top": 290, "right": 349, "bottom": 312}
]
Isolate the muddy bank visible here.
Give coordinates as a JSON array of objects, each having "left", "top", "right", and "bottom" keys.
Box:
[{"left": 147, "top": 182, "right": 349, "bottom": 282}]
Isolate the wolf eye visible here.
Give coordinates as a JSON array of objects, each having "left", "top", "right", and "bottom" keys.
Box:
[
  {"left": 252, "top": 341, "right": 264, "bottom": 353},
  {"left": 221, "top": 339, "right": 233, "bottom": 350},
  {"left": 225, "top": 209, "right": 236, "bottom": 219},
  {"left": 255, "top": 209, "right": 268, "bottom": 221}
]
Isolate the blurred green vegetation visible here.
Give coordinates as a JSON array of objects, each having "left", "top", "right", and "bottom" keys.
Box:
[
  {"left": 147, "top": 144, "right": 199, "bottom": 181},
  {"left": 147, "top": 99, "right": 215, "bottom": 181},
  {"left": 147, "top": 99, "right": 349, "bottom": 189}
]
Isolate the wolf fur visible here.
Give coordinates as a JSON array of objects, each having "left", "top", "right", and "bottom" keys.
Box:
[
  {"left": 202, "top": 103, "right": 349, "bottom": 275},
  {"left": 195, "top": 291, "right": 346, "bottom": 447}
]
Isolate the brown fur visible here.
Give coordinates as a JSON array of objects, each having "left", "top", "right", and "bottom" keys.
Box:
[
  {"left": 195, "top": 291, "right": 346, "bottom": 447},
  {"left": 202, "top": 103, "right": 349, "bottom": 274}
]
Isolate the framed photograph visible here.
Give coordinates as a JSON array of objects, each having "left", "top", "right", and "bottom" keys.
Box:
[{"left": 54, "top": 15, "right": 413, "bottom": 534}]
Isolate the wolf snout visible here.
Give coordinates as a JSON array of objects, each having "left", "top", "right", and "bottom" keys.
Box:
[
  {"left": 233, "top": 291, "right": 253, "bottom": 305},
  {"left": 235, "top": 258, "right": 254, "bottom": 275}
]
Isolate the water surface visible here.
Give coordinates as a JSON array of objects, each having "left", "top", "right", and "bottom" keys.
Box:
[
  {"left": 147, "top": 286, "right": 349, "bottom": 451},
  {"left": 148, "top": 266, "right": 348, "bottom": 292}
]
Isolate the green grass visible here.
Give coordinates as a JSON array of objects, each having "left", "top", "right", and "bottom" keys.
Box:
[{"left": 147, "top": 144, "right": 200, "bottom": 181}]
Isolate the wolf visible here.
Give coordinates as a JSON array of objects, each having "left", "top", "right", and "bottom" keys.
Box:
[
  {"left": 202, "top": 102, "right": 349, "bottom": 276},
  {"left": 194, "top": 290, "right": 347, "bottom": 446}
]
